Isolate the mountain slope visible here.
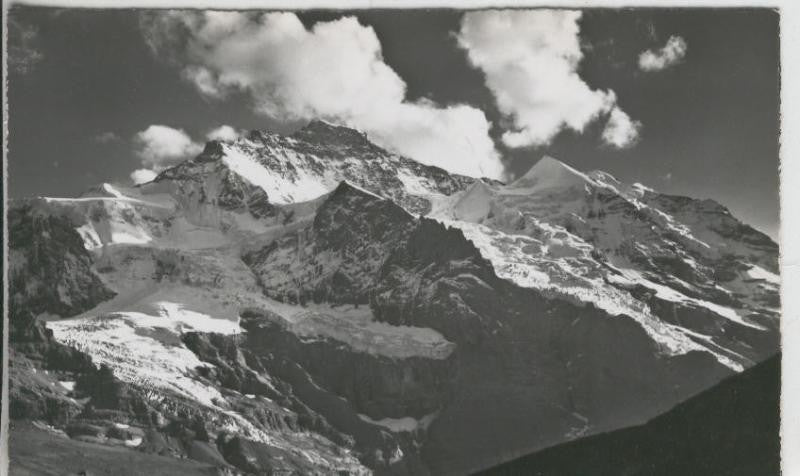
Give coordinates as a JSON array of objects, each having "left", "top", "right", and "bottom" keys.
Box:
[
  {"left": 430, "top": 156, "right": 779, "bottom": 371},
  {"left": 475, "top": 353, "right": 780, "bottom": 476}
]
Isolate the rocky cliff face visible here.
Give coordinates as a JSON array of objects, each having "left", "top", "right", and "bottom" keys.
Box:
[
  {"left": 244, "top": 182, "right": 416, "bottom": 305},
  {"left": 8, "top": 121, "right": 779, "bottom": 475},
  {"left": 366, "top": 217, "right": 731, "bottom": 474},
  {"left": 8, "top": 203, "right": 116, "bottom": 318}
]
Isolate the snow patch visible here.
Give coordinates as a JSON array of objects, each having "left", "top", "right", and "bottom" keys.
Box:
[
  {"left": 358, "top": 413, "right": 437, "bottom": 433},
  {"left": 258, "top": 300, "right": 455, "bottom": 360},
  {"left": 102, "top": 183, "right": 126, "bottom": 198},
  {"left": 221, "top": 144, "right": 332, "bottom": 204},
  {"left": 47, "top": 303, "right": 241, "bottom": 407},
  {"left": 452, "top": 181, "right": 493, "bottom": 222},
  {"left": 747, "top": 265, "right": 780, "bottom": 285}
]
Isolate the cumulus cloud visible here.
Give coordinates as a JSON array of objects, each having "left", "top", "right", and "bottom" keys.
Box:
[
  {"left": 206, "top": 124, "right": 242, "bottom": 141},
  {"left": 457, "top": 10, "right": 640, "bottom": 150},
  {"left": 131, "top": 125, "right": 203, "bottom": 183},
  {"left": 140, "top": 11, "right": 503, "bottom": 179},
  {"left": 638, "top": 35, "right": 687, "bottom": 72},
  {"left": 134, "top": 125, "right": 203, "bottom": 169},
  {"left": 601, "top": 107, "right": 642, "bottom": 149},
  {"left": 130, "top": 168, "right": 158, "bottom": 185}
]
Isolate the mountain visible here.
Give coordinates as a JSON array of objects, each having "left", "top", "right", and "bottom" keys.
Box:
[
  {"left": 8, "top": 120, "right": 780, "bottom": 475},
  {"left": 475, "top": 353, "right": 780, "bottom": 476},
  {"left": 432, "top": 155, "right": 778, "bottom": 371}
]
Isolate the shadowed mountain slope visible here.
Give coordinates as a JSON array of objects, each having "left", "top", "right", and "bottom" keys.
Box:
[{"left": 475, "top": 353, "right": 780, "bottom": 476}]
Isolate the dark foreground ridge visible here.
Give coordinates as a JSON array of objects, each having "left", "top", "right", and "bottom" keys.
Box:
[{"left": 475, "top": 353, "right": 780, "bottom": 476}]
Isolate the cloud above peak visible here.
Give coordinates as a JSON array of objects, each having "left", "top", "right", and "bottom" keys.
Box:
[
  {"left": 457, "top": 9, "right": 641, "bottom": 150},
  {"left": 602, "top": 107, "right": 642, "bottom": 149},
  {"left": 206, "top": 124, "right": 243, "bottom": 142},
  {"left": 134, "top": 125, "right": 202, "bottom": 168},
  {"left": 130, "top": 124, "right": 246, "bottom": 184},
  {"left": 130, "top": 125, "right": 203, "bottom": 184},
  {"left": 639, "top": 35, "right": 688, "bottom": 72},
  {"left": 140, "top": 11, "right": 504, "bottom": 179},
  {"left": 130, "top": 168, "right": 158, "bottom": 185}
]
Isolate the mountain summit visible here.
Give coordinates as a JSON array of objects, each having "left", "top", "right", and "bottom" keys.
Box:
[
  {"left": 9, "top": 123, "right": 779, "bottom": 475},
  {"left": 508, "top": 156, "right": 593, "bottom": 191}
]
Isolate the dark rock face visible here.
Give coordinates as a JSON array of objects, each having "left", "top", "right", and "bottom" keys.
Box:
[
  {"left": 155, "top": 153, "right": 282, "bottom": 220},
  {"left": 290, "top": 120, "right": 383, "bottom": 154},
  {"left": 372, "top": 219, "right": 501, "bottom": 346},
  {"left": 184, "top": 321, "right": 448, "bottom": 475},
  {"left": 647, "top": 193, "right": 778, "bottom": 258},
  {"left": 476, "top": 354, "right": 780, "bottom": 476},
  {"left": 8, "top": 204, "right": 115, "bottom": 318},
  {"left": 366, "top": 218, "right": 732, "bottom": 475},
  {"left": 244, "top": 182, "right": 416, "bottom": 305},
  {"left": 239, "top": 311, "right": 455, "bottom": 420}
]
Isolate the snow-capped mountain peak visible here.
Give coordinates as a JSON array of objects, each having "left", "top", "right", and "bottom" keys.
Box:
[
  {"left": 150, "top": 122, "right": 478, "bottom": 216},
  {"left": 508, "top": 155, "right": 593, "bottom": 192}
]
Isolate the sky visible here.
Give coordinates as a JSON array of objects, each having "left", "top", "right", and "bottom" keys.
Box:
[{"left": 7, "top": 7, "right": 780, "bottom": 238}]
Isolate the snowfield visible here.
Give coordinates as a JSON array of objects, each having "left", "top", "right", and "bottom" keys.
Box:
[
  {"left": 221, "top": 144, "right": 334, "bottom": 205},
  {"left": 747, "top": 265, "right": 780, "bottom": 285},
  {"left": 260, "top": 300, "right": 455, "bottom": 360},
  {"left": 48, "top": 302, "right": 242, "bottom": 407}
]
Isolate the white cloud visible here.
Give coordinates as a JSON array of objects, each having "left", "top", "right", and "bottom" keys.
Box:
[
  {"left": 140, "top": 11, "right": 503, "bottom": 179},
  {"left": 457, "top": 10, "right": 640, "bottom": 150},
  {"left": 206, "top": 124, "right": 242, "bottom": 142},
  {"left": 601, "top": 107, "right": 642, "bottom": 148},
  {"left": 133, "top": 125, "right": 203, "bottom": 169},
  {"left": 130, "top": 168, "right": 158, "bottom": 185},
  {"left": 639, "top": 35, "right": 688, "bottom": 72},
  {"left": 130, "top": 125, "right": 203, "bottom": 185}
]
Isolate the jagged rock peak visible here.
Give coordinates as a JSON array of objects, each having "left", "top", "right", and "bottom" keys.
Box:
[
  {"left": 291, "top": 119, "right": 376, "bottom": 148},
  {"left": 320, "top": 180, "right": 414, "bottom": 224}
]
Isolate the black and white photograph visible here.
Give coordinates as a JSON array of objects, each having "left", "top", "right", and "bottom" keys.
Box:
[{"left": 2, "top": 2, "right": 794, "bottom": 475}]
